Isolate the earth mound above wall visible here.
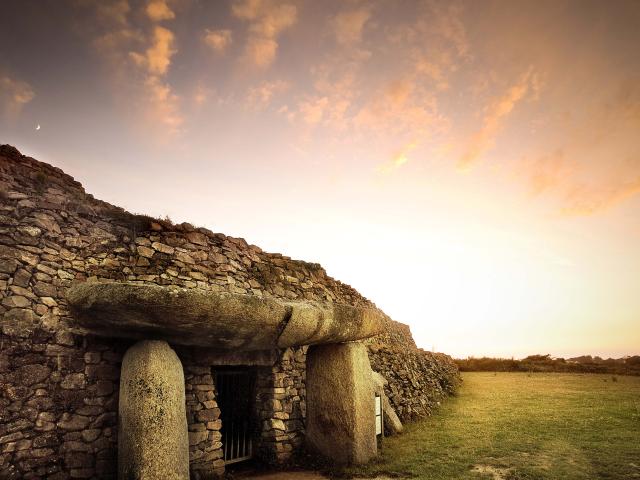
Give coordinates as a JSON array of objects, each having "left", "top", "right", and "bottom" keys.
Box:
[{"left": 0, "top": 143, "right": 386, "bottom": 313}]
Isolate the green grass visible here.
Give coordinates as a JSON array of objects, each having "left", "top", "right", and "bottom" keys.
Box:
[{"left": 343, "top": 372, "right": 640, "bottom": 479}]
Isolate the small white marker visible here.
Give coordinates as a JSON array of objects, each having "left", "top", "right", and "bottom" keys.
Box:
[{"left": 36, "top": 124, "right": 41, "bottom": 130}]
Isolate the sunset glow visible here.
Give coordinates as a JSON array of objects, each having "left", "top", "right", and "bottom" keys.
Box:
[{"left": 2, "top": 0, "right": 639, "bottom": 358}]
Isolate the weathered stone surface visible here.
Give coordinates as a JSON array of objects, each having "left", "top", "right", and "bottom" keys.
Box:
[
  {"left": 278, "top": 302, "right": 383, "bottom": 348},
  {"left": 2, "top": 295, "right": 30, "bottom": 308},
  {"left": 118, "top": 340, "right": 189, "bottom": 480},
  {"left": 67, "top": 282, "right": 385, "bottom": 350},
  {"left": 1, "top": 308, "right": 40, "bottom": 337},
  {"left": 0, "top": 258, "right": 19, "bottom": 273},
  {"left": 382, "top": 393, "right": 403, "bottom": 435},
  {"left": 15, "top": 364, "right": 51, "bottom": 386},
  {"left": 306, "top": 342, "right": 377, "bottom": 464},
  {"left": 57, "top": 413, "right": 91, "bottom": 431},
  {"left": 60, "top": 373, "right": 86, "bottom": 390},
  {"left": 68, "top": 282, "right": 287, "bottom": 350}
]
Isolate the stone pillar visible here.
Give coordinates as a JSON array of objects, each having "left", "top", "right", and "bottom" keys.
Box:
[
  {"left": 118, "top": 340, "right": 189, "bottom": 479},
  {"left": 305, "top": 342, "right": 377, "bottom": 464}
]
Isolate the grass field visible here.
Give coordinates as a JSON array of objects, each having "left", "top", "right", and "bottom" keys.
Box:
[{"left": 343, "top": 372, "right": 640, "bottom": 480}]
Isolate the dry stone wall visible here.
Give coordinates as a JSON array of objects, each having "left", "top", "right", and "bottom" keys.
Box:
[
  {"left": 367, "top": 320, "right": 460, "bottom": 422},
  {"left": 0, "top": 333, "right": 124, "bottom": 479},
  {"left": 181, "top": 360, "right": 224, "bottom": 479},
  {"left": 0, "top": 144, "right": 458, "bottom": 478},
  {"left": 0, "top": 144, "right": 374, "bottom": 309},
  {"left": 253, "top": 347, "right": 306, "bottom": 464}
]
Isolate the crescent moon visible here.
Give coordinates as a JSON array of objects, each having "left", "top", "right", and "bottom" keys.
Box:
[{"left": 36, "top": 124, "right": 41, "bottom": 130}]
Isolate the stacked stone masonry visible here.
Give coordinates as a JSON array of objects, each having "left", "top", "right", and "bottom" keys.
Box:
[
  {"left": 366, "top": 320, "right": 460, "bottom": 422},
  {"left": 182, "top": 361, "right": 224, "bottom": 479},
  {"left": 253, "top": 347, "right": 306, "bottom": 465},
  {"left": 0, "top": 144, "right": 459, "bottom": 478}
]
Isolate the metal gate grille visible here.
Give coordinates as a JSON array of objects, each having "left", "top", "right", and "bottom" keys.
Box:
[{"left": 216, "top": 370, "right": 255, "bottom": 465}]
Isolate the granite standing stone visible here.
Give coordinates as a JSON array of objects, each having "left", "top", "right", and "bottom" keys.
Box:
[
  {"left": 305, "top": 342, "right": 377, "bottom": 464},
  {"left": 118, "top": 340, "right": 189, "bottom": 480}
]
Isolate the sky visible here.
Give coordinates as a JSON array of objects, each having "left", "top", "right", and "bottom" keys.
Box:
[{"left": 1, "top": 0, "right": 639, "bottom": 359}]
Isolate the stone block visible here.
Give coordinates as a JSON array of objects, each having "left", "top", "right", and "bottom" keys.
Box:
[
  {"left": 118, "top": 340, "right": 189, "bottom": 479},
  {"left": 60, "top": 373, "right": 86, "bottom": 390},
  {"left": 57, "top": 414, "right": 90, "bottom": 431},
  {"left": 306, "top": 342, "right": 377, "bottom": 465}
]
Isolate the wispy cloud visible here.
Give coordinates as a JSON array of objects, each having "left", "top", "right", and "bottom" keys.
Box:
[
  {"left": 144, "top": 76, "right": 183, "bottom": 133},
  {"left": 91, "top": 0, "right": 131, "bottom": 27},
  {"left": 232, "top": 0, "right": 297, "bottom": 68},
  {"left": 459, "top": 68, "right": 538, "bottom": 170},
  {"left": 0, "top": 74, "right": 35, "bottom": 117},
  {"left": 427, "top": 0, "right": 469, "bottom": 58},
  {"left": 192, "top": 83, "right": 212, "bottom": 107},
  {"left": 145, "top": 0, "right": 174, "bottom": 22},
  {"left": 285, "top": 1, "right": 468, "bottom": 171},
  {"left": 526, "top": 149, "right": 570, "bottom": 195},
  {"left": 561, "top": 175, "right": 640, "bottom": 216},
  {"left": 203, "top": 29, "right": 232, "bottom": 54},
  {"left": 130, "top": 25, "right": 176, "bottom": 76},
  {"left": 83, "top": 0, "right": 183, "bottom": 137},
  {"left": 332, "top": 7, "right": 371, "bottom": 46},
  {"left": 245, "top": 80, "right": 289, "bottom": 110},
  {"left": 354, "top": 78, "right": 443, "bottom": 137},
  {"left": 518, "top": 78, "right": 640, "bottom": 215},
  {"left": 377, "top": 140, "right": 419, "bottom": 174},
  {"left": 298, "top": 96, "right": 329, "bottom": 125},
  {"left": 387, "top": 1, "right": 469, "bottom": 90}
]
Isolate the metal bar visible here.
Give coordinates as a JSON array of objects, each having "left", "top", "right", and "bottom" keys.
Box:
[
  {"left": 217, "top": 370, "right": 255, "bottom": 466},
  {"left": 235, "top": 373, "right": 240, "bottom": 459}
]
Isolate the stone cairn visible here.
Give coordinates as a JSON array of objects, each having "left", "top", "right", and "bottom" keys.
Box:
[{"left": 0, "top": 144, "right": 459, "bottom": 479}]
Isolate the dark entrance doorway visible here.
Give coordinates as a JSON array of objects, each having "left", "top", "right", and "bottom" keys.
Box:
[{"left": 215, "top": 368, "right": 256, "bottom": 465}]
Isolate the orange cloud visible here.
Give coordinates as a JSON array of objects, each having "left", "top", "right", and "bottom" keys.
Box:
[
  {"left": 291, "top": 0, "right": 466, "bottom": 157},
  {"left": 561, "top": 176, "right": 640, "bottom": 216},
  {"left": 130, "top": 26, "right": 176, "bottom": 75},
  {"left": 232, "top": 0, "right": 297, "bottom": 68},
  {"left": 192, "top": 84, "right": 212, "bottom": 107},
  {"left": 459, "top": 68, "right": 537, "bottom": 170},
  {"left": 203, "top": 29, "right": 232, "bottom": 54},
  {"left": 518, "top": 78, "right": 640, "bottom": 215},
  {"left": 298, "top": 96, "right": 329, "bottom": 125},
  {"left": 302, "top": 60, "right": 361, "bottom": 131},
  {"left": 0, "top": 75, "right": 35, "bottom": 117},
  {"left": 244, "top": 37, "right": 279, "bottom": 68},
  {"left": 332, "top": 7, "right": 371, "bottom": 45},
  {"left": 354, "top": 78, "right": 445, "bottom": 139},
  {"left": 377, "top": 140, "right": 419, "bottom": 174},
  {"left": 89, "top": 0, "right": 143, "bottom": 71},
  {"left": 145, "top": 0, "right": 175, "bottom": 22},
  {"left": 387, "top": 1, "right": 469, "bottom": 89},
  {"left": 83, "top": 0, "right": 183, "bottom": 137},
  {"left": 526, "top": 149, "right": 570, "bottom": 195},
  {"left": 246, "top": 80, "right": 289, "bottom": 110},
  {"left": 144, "top": 76, "right": 183, "bottom": 134},
  {"left": 428, "top": 1, "right": 469, "bottom": 58}
]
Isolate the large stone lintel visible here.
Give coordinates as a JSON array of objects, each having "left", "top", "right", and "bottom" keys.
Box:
[{"left": 67, "top": 282, "right": 384, "bottom": 350}]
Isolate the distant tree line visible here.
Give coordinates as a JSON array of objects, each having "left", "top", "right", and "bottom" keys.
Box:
[{"left": 455, "top": 354, "right": 640, "bottom": 376}]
